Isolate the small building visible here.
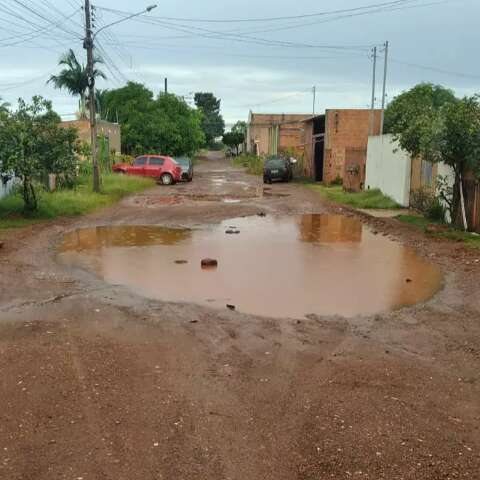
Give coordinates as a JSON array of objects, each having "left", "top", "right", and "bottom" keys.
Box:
[
  {"left": 61, "top": 119, "right": 122, "bottom": 155},
  {"left": 303, "top": 109, "right": 382, "bottom": 187},
  {"left": 246, "top": 112, "right": 310, "bottom": 157}
]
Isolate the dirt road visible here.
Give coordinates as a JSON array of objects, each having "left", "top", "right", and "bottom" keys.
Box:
[{"left": 1, "top": 152, "right": 479, "bottom": 479}]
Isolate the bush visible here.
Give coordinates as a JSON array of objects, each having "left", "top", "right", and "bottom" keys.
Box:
[
  {"left": 411, "top": 187, "right": 446, "bottom": 222},
  {"left": 233, "top": 154, "right": 264, "bottom": 175},
  {"left": 426, "top": 198, "right": 446, "bottom": 222}
]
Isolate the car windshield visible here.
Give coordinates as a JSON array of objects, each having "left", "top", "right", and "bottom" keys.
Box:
[
  {"left": 174, "top": 157, "right": 190, "bottom": 166},
  {"left": 265, "top": 158, "right": 285, "bottom": 169}
]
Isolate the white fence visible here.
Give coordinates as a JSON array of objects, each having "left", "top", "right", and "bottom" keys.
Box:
[{"left": 365, "top": 134, "right": 411, "bottom": 207}]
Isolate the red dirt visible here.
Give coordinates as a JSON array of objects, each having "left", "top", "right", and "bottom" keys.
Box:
[{"left": 0, "top": 152, "right": 479, "bottom": 479}]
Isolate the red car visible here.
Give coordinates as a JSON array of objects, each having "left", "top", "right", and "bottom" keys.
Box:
[{"left": 113, "top": 155, "right": 182, "bottom": 185}]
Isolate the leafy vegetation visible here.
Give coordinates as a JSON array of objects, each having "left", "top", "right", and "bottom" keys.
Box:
[
  {"left": 232, "top": 154, "right": 264, "bottom": 175},
  {"left": 0, "top": 97, "right": 78, "bottom": 211},
  {"left": 99, "top": 82, "right": 205, "bottom": 156},
  {"left": 385, "top": 83, "right": 480, "bottom": 228},
  {"left": 223, "top": 131, "right": 245, "bottom": 155},
  {"left": 0, "top": 174, "right": 153, "bottom": 229},
  {"left": 48, "top": 49, "right": 105, "bottom": 119},
  {"left": 194, "top": 92, "right": 225, "bottom": 146},
  {"left": 308, "top": 185, "right": 400, "bottom": 209}
]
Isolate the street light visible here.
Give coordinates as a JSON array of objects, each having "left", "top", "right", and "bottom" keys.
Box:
[
  {"left": 84, "top": 2, "right": 157, "bottom": 192},
  {"left": 93, "top": 5, "right": 158, "bottom": 39}
]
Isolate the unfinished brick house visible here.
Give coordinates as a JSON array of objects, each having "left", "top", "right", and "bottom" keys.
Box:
[
  {"left": 246, "top": 112, "right": 310, "bottom": 157},
  {"left": 303, "top": 109, "right": 382, "bottom": 188}
]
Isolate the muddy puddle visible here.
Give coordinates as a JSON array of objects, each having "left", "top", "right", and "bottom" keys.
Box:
[{"left": 59, "top": 215, "right": 443, "bottom": 318}]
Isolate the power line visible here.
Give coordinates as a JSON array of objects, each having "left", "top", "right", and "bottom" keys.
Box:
[
  {"left": 98, "top": 0, "right": 419, "bottom": 24},
  {"left": 389, "top": 58, "right": 480, "bottom": 80}
]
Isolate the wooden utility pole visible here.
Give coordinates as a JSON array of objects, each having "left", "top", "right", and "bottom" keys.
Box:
[
  {"left": 84, "top": 0, "right": 100, "bottom": 192},
  {"left": 369, "top": 46, "right": 377, "bottom": 136},
  {"left": 380, "top": 40, "right": 389, "bottom": 135},
  {"left": 312, "top": 85, "right": 316, "bottom": 116}
]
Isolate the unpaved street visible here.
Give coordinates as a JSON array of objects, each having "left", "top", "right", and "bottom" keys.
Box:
[{"left": 1, "top": 152, "right": 480, "bottom": 479}]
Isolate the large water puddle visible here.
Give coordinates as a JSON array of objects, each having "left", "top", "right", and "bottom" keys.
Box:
[{"left": 59, "top": 215, "right": 443, "bottom": 318}]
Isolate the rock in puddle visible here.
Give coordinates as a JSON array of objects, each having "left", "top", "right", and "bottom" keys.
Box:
[
  {"left": 175, "top": 260, "right": 188, "bottom": 264},
  {"left": 225, "top": 229, "right": 240, "bottom": 235},
  {"left": 226, "top": 304, "right": 236, "bottom": 311},
  {"left": 201, "top": 258, "right": 218, "bottom": 268}
]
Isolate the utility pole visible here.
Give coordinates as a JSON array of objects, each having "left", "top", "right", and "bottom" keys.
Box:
[
  {"left": 380, "top": 40, "right": 389, "bottom": 135},
  {"left": 84, "top": 0, "right": 100, "bottom": 192},
  {"left": 312, "top": 85, "right": 316, "bottom": 116},
  {"left": 369, "top": 46, "right": 377, "bottom": 136},
  {"left": 164, "top": 77, "right": 168, "bottom": 94}
]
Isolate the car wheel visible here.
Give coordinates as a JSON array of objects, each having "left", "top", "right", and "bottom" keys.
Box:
[{"left": 160, "top": 173, "right": 174, "bottom": 185}]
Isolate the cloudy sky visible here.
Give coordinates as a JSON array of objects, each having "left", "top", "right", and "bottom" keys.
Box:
[{"left": 0, "top": 0, "right": 478, "bottom": 127}]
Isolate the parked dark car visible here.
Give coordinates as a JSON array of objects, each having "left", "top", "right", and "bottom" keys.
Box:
[
  {"left": 263, "top": 157, "right": 294, "bottom": 184},
  {"left": 174, "top": 156, "right": 194, "bottom": 182}
]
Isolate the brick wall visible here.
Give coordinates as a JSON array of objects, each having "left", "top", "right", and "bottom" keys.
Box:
[
  {"left": 61, "top": 119, "right": 122, "bottom": 154},
  {"left": 323, "top": 109, "right": 382, "bottom": 184}
]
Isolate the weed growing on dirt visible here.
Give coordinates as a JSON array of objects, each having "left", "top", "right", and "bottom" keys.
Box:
[
  {"left": 232, "top": 154, "right": 264, "bottom": 175},
  {"left": 308, "top": 185, "right": 400, "bottom": 209},
  {"left": 0, "top": 174, "right": 154, "bottom": 229}
]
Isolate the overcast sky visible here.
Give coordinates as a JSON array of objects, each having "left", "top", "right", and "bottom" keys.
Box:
[{"left": 0, "top": 0, "right": 478, "bottom": 127}]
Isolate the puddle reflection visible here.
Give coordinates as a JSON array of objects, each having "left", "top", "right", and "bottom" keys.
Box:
[{"left": 59, "top": 215, "right": 443, "bottom": 318}]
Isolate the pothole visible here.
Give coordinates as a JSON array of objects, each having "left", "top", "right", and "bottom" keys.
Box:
[{"left": 59, "top": 215, "right": 443, "bottom": 318}]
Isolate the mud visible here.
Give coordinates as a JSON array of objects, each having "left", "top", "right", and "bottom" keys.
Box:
[
  {"left": 59, "top": 215, "right": 442, "bottom": 318},
  {"left": 0, "top": 151, "right": 479, "bottom": 479}
]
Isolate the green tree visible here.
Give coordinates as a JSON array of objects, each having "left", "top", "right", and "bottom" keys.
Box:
[
  {"left": 223, "top": 131, "right": 245, "bottom": 155},
  {"left": 100, "top": 82, "right": 204, "bottom": 156},
  {"left": 0, "top": 97, "right": 9, "bottom": 113},
  {"left": 194, "top": 92, "right": 225, "bottom": 146},
  {"left": 48, "top": 49, "right": 106, "bottom": 119},
  {"left": 385, "top": 83, "right": 480, "bottom": 228},
  {"left": 232, "top": 120, "right": 247, "bottom": 134},
  {"left": 0, "top": 97, "right": 78, "bottom": 211},
  {"left": 384, "top": 83, "right": 457, "bottom": 157}
]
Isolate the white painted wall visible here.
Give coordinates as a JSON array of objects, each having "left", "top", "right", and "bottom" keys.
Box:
[
  {"left": 0, "top": 176, "right": 16, "bottom": 200},
  {"left": 365, "top": 134, "right": 411, "bottom": 207}
]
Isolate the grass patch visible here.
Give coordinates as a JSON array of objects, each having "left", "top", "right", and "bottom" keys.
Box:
[
  {"left": 396, "top": 214, "right": 433, "bottom": 228},
  {"left": 308, "top": 184, "right": 400, "bottom": 209},
  {"left": 232, "top": 154, "right": 264, "bottom": 175},
  {"left": 0, "top": 174, "right": 154, "bottom": 230},
  {"left": 396, "top": 214, "right": 480, "bottom": 249}
]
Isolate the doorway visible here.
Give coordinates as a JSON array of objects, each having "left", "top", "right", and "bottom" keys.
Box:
[{"left": 314, "top": 139, "right": 324, "bottom": 182}]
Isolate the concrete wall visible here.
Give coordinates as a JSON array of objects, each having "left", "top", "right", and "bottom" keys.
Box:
[
  {"left": 247, "top": 113, "right": 310, "bottom": 156},
  {"left": 61, "top": 119, "right": 122, "bottom": 154},
  {"left": 365, "top": 134, "right": 411, "bottom": 207}
]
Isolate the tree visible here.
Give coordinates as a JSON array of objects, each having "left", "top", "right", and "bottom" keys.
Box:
[
  {"left": 384, "top": 83, "right": 457, "bottom": 157},
  {"left": 48, "top": 49, "right": 106, "bottom": 119},
  {"left": 385, "top": 83, "right": 480, "bottom": 228},
  {"left": 0, "top": 97, "right": 9, "bottom": 113},
  {"left": 0, "top": 97, "right": 78, "bottom": 211},
  {"left": 194, "top": 92, "right": 225, "bottom": 146},
  {"left": 99, "top": 82, "right": 205, "bottom": 156},
  {"left": 223, "top": 131, "right": 245, "bottom": 155},
  {"left": 232, "top": 120, "right": 247, "bottom": 135}
]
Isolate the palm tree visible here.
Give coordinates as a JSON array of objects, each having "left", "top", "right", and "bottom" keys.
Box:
[
  {"left": 0, "top": 97, "right": 9, "bottom": 113},
  {"left": 48, "top": 49, "right": 106, "bottom": 119}
]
